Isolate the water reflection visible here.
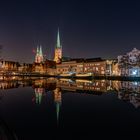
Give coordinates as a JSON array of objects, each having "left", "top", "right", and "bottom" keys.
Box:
[
  {"left": 0, "top": 77, "right": 140, "bottom": 110},
  {"left": 54, "top": 88, "right": 62, "bottom": 122},
  {"left": 0, "top": 119, "right": 18, "bottom": 140},
  {"left": 1, "top": 77, "right": 140, "bottom": 138}
]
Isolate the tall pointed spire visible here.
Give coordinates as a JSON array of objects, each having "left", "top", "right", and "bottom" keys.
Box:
[
  {"left": 37, "top": 46, "right": 39, "bottom": 55},
  {"left": 39, "top": 45, "right": 43, "bottom": 55},
  {"left": 35, "top": 45, "right": 44, "bottom": 63},
  {"left": 57, "top": 28, "right": 61, "bottom": 48},
  {"left": 54, "top": 28, "right": 62, "bottom": 63}
]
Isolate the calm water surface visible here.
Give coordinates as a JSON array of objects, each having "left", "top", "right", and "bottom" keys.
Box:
[{"left": 0, "top": 77, "right": 140, "bottom": 139}]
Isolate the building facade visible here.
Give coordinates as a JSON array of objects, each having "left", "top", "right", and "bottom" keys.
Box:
[
  {"left": 0, "top": 61, "right": 19, "bottom": 73},
  {"left": 33, "top": 59, "right": 56, "bottom": 74},
  {"left": 56, "top": 58, "right": 118, "bottom": 76},
  {"left": 118, "top": 48, "right": 140, "bottom": 76}
]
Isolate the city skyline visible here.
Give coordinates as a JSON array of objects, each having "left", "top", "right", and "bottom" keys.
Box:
[{"left": 0, "top": 0, "right": 140, "bottom": 63}]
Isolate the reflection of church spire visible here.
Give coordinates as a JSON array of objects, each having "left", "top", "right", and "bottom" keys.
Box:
[
  {"left": 56, "top": 102, "right": 60, "bottom": 122},
  {"left": 54, "top": 87, "right": 62, "bottom": 123},
  {"left": 34, "top": 88, "right": 44, "bottom": 104}
]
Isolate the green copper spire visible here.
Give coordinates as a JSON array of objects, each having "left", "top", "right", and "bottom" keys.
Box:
[
  {"left": 39, "top": 45, "right": 43, "bottom": 55},
  {"left": 37, "top": 46, "right": 39, "bottom": 55},
  {"left": 56, "top": 28, "right": 61, "bottom": 48}
]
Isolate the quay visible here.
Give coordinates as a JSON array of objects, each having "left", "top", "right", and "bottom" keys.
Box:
[{"left": 1, "top": 72, "right": 140, "bottom": 81}]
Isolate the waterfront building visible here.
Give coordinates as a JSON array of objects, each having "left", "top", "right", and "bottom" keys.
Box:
[
  {"left": 18, "top": 63, "right": 32, "bottom": 73},
  {"left": 118, "top": 48, "right": 140, "bottom": 76},
  {"left": 56, "top": 58, "right": 118, "bottom": 76},
  {"left": 32, "top": 59, "right": 56, "bottom": 74},
  {"left": 32, "top": 63, "right": 46, "bottom": 74},
  {"left": 0, "top": 61, "right": 19, "bottom": 73},
  {"left": 83, "top": 58, "right": 107, "bottom": 75},
  {"left": 56, "top": 60, "right": 78, "bottom": 75},
  {"left": 54, "top": 29, "right": 62, "bottom": 64}
]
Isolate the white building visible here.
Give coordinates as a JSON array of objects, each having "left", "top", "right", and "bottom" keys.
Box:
[{"left": 118, "top": 48, "right": 140, "bottom": 77}]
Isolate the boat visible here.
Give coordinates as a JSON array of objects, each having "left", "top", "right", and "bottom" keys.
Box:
[
  {"left": 75, "top": 73, "right": 93, "bottom": 78},
  {"left": 59, "top": 72, "right": 75, "bottom": 77}
]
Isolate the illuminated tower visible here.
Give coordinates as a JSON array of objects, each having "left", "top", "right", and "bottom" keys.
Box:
[
  {"left": 35, "top": 45, "right": 44, "bottom": 63},
  {"left": 54, "top": 29, "right": 62, "bottom": 63}
]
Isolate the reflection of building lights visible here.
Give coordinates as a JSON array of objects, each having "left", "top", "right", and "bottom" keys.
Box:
[{"left": 133, "top": 82, "right": 138, "bottom": 86}]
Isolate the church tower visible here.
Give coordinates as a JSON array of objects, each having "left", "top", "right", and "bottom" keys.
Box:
[
  {"left": 54, "top": 29, "right": 62, "bottom": 63},
  {"left": 35, "top": 45, "right": 44, "bottom": 63}
]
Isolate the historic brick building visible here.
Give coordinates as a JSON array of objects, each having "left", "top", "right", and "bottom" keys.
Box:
[
  {"left": 0, "top": 60, "right": 19, "bottom": 73},
  {"left": 56, "top": 58, "right": 118, "bottom": 76}
]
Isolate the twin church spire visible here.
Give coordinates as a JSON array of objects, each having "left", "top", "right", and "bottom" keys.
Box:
[
  {"left": 35, "top": 45, "right": 43, "bottom": 63},
  {"left": 35, "top": 28, "right": 62, "bottom": 63}
]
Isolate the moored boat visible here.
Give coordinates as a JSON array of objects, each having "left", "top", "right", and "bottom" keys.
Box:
[
  {"left": 59, "top": 72, "right": 75, "bottom": 77},
  {"left": 75, "top": 73, "right": 93, "bottom": 78}
]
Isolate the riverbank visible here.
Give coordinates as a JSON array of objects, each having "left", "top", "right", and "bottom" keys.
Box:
[
  {"left": 1, "top": 74, "right": 140, "bottom": 81},
  {"left": 57, "top": 75, "right": 140, "bottom": 81}
]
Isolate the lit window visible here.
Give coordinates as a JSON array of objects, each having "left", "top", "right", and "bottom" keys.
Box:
[{"left": 96, "top": 67, "right": 98, "bottom": 71}]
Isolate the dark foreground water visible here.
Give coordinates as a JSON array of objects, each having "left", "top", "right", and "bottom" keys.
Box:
[{"left": 0, "top": 77, "right": 140, "bottom": 139}]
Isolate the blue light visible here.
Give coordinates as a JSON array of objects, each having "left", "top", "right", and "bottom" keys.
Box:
[{"left": 132, "top": 70, "right": 137, "bottom": 75}]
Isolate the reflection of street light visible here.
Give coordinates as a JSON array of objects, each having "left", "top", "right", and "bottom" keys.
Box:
[{"left": 133, "top": 82, "right": 138, "bottom": 86}]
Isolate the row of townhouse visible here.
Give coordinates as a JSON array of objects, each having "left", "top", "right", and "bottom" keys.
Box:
[{"left": 56, "top": 58, "right": 119, "bottom": 76}]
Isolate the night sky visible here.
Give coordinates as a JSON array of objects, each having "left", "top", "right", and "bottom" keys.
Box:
[{"left": 0, "top": 0, "right": 140, "bottom": 63}]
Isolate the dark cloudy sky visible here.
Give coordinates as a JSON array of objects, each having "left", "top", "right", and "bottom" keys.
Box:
[{"left": 0, "top": 0, "right": 140, "bottom": 63}]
